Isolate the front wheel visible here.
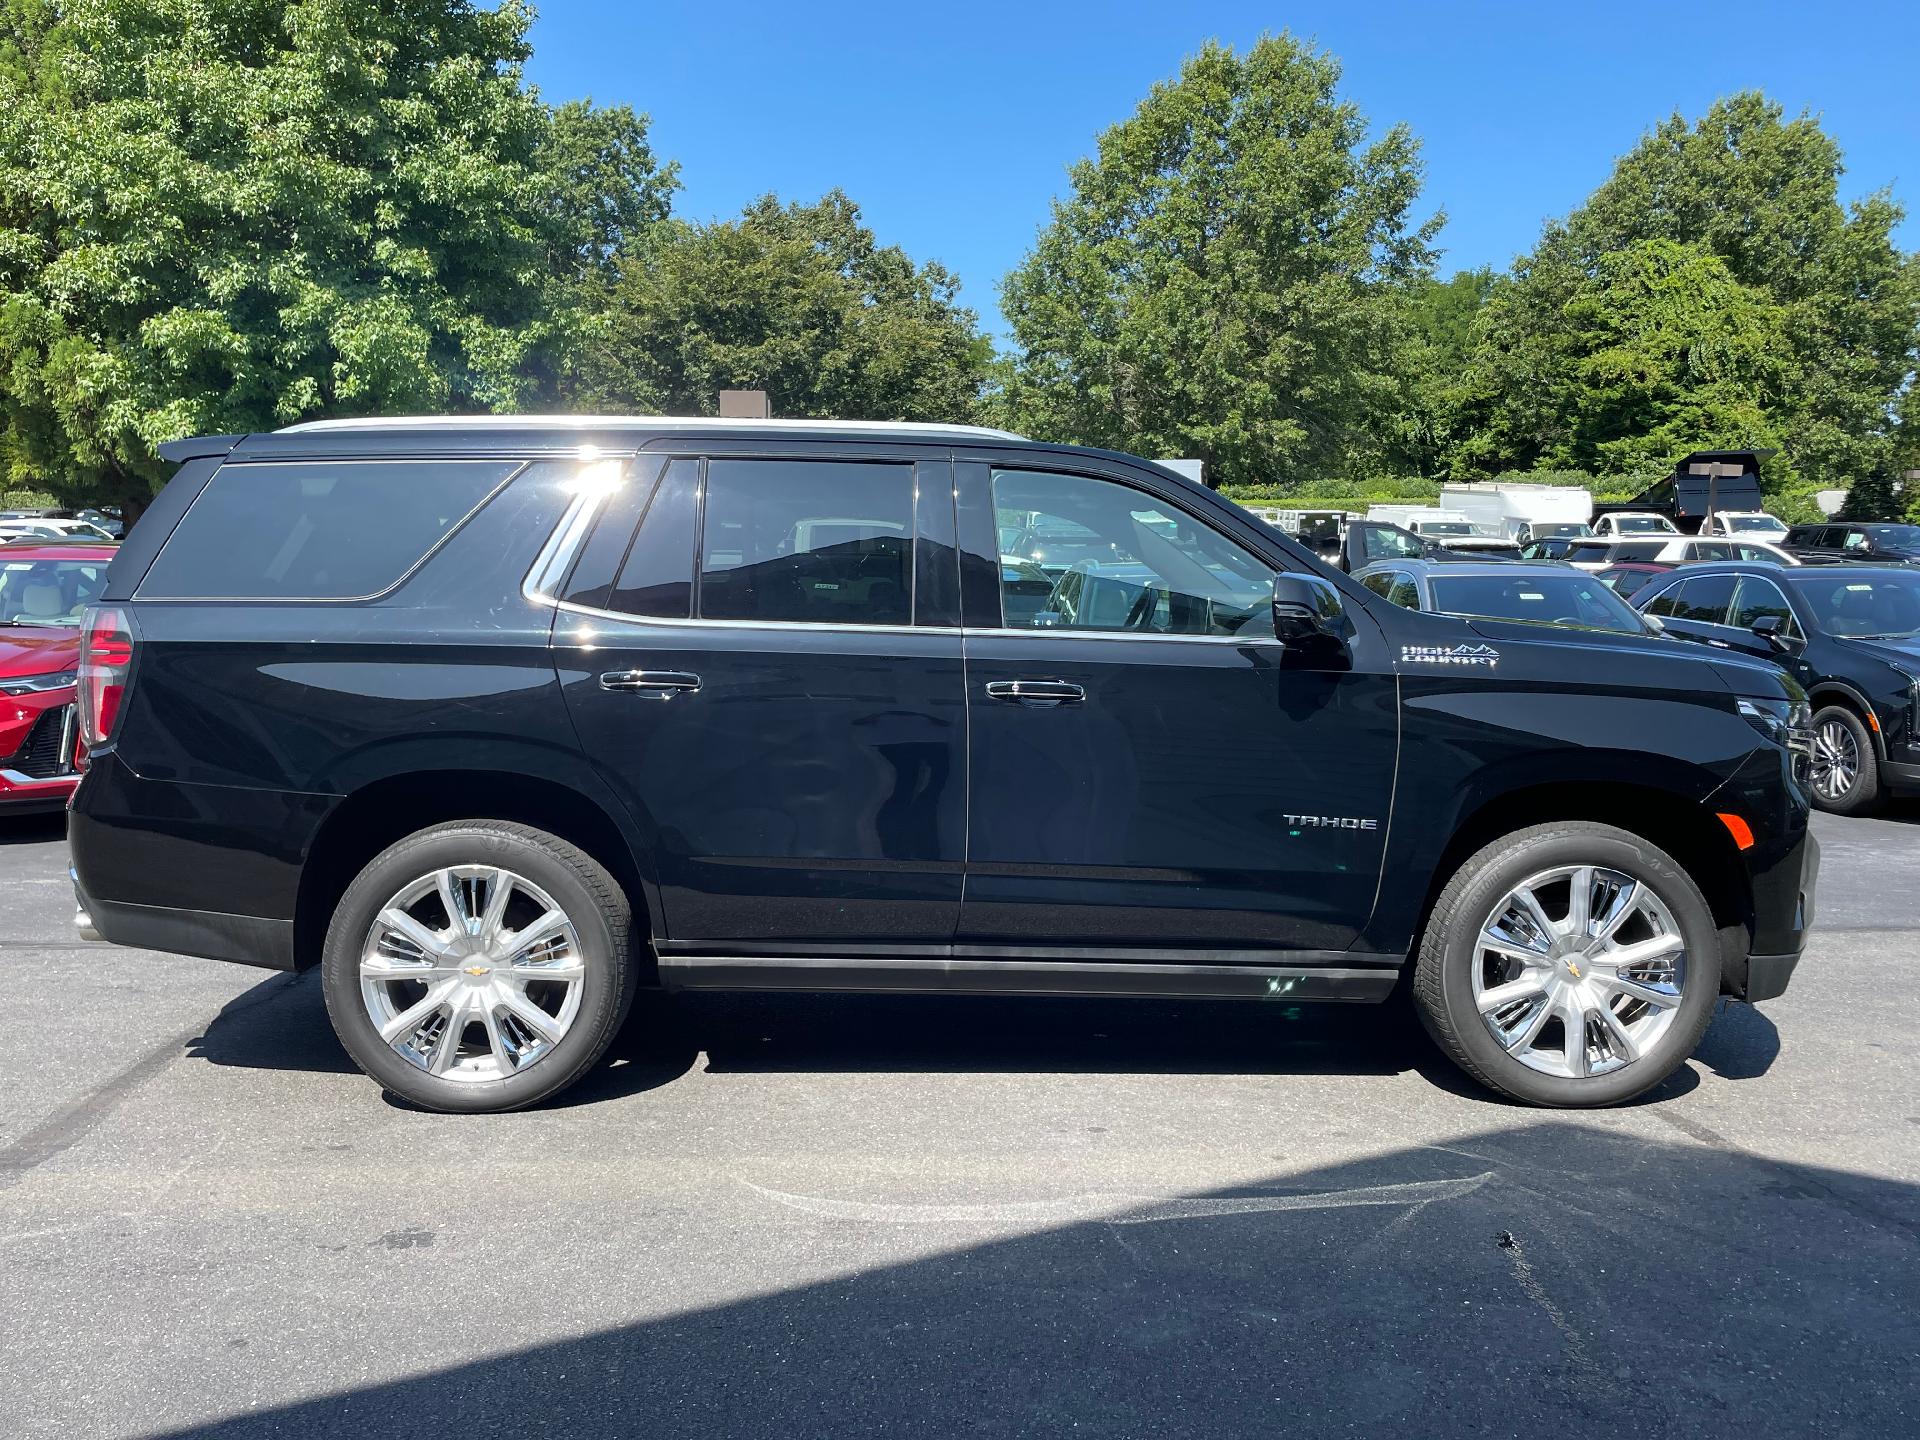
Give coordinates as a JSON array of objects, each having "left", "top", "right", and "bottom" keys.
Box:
[
  {"left": 321, "top": 821, "right": 636, "bottom": 1113},
  {"left": 1413, "top": 822, "right": 1721, "bottom": 1107},
  {"left": 1809, "top": 705, "right": 1880, "bottom": 815}
]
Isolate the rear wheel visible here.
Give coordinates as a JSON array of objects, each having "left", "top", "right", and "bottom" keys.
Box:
[
  {"left": 1413, "top": 822, "right": 1721, "bottom": 1107},
  {"left": 321, "top": 821, "right": 636, "bottom": 1113},
  {"left": 1809, "top": 705, "right": 1880, "bottom": 815}
]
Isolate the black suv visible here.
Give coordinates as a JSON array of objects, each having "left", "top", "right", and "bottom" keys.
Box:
[
  {"left": 1783, "top": 521, "right": 1920, "bottom": 566},
  {"left": 70, "top": 418, "right": 1818, "bottom": 1112},
  {"left": 1631, "top": 561, "right": 1920, "bottom": 814}
]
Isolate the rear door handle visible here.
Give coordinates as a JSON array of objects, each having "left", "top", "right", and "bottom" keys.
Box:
[
  {"left": 985, "top": 679, "right": 1085, "bottom": 708},
  {"left": 600, "top": 670, "right": 701, "bottom": 697}
]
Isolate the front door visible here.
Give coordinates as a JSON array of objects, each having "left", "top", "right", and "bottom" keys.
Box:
[
  {"left": 956, "top": 461, "right": 1397, "bottom": 957},
  {"left": 557, "top": 449, "right": 967, "bottom": 947}
]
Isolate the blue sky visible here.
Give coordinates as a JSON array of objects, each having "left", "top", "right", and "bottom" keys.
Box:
[{"left": 525, "top": 1, "right": 1919, "bottom": 336}]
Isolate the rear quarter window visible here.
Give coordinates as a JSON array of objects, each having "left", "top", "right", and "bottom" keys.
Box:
[{"left": 137, "top": 460, "right": 518, "bottom": 599}]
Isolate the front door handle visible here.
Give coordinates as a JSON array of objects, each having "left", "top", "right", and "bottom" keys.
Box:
[
  {"left": 600, "top": 670, "right": 701, "bottom": 697},
  {"left": 985, "top": 679, "right": 1085, "bottom": 708}
]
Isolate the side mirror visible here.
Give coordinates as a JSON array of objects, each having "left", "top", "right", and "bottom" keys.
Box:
[
  {"left": 1750, "top": 614, "right": 1804, "bottom": 655},
  {"left": 1272, "top": 573, "right": 1354, "bottom": 652}
]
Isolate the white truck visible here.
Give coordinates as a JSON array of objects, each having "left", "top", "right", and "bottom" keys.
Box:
[
  {"left": 1699, "top": 510, "right": 1790, "bottom": 540},
  {"left": 1363, "top": 504, "right": 1476, "bottom": 538},
  {"left": 1362, "top": 505, "right": 1520, "bottom": 557},
  {"left": 1437, "top": 482, "right": 1593, "bottom": 545}
]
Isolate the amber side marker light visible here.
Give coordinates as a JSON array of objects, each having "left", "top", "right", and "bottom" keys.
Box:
[{"left": 1716, "top": 812, "right": 1756, "bottom": 851}]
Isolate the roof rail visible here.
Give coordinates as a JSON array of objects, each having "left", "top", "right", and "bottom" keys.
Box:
[{"left": 276, "top": 415, "right": 1026, "bottom": 441}]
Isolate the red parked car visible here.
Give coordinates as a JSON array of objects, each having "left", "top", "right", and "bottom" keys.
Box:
[{"left": 0, "top": 541, "right": 114, "bottom": 811}]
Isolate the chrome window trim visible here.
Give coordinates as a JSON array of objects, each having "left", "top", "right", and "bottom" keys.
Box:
[
  {"left": 542, "top": 596, "right": 1280, "bottom": 646},
  {"left": 548, "top": 597, "right": 953, "bottom": 638},
  {"left": 522, "top": 477, "right": 623, "bottom": 605}
]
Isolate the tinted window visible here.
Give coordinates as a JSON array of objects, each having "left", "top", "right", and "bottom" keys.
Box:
[
  {"left": 1790, "top": 573, "right": 1920, "bottom": 639},
  {"left": 1731, "top": 578, "right": 1800, "bottom": 637},
  {"left": 557, "top": 457, "right": 663, "bottom": 611},
  {"left": 607, "top": 459, "right": 698, "bottom": 618},
  {"left": 699, "top": 459, "right": 912, "bottom": 625},
  {"left": 991, "top": 469, "right": 1272, "bottom": 636},
  {"left": 1387, "top": 574, "right": 1421, "bottom": 610},
  {"left": 1428, "top": 573, "right": 1644, "bottom": 634},
  {"left": 1612, "top": 542, "right": 1668, "bottom": 562},
  {"left": 1670, "top": 574, "right": 1737, "bottom": 624},
  {"left": 1599, "top": 567, "right": 1661, "bottom": 599},
  {"left": 1359, "top": 570, "right": 1397, "bottom": 599},
  {"left": 140, "top": 460, "right": 514, "bottom": 599},
  {"left": 1688, "top": 541, "right": 1733, "bottom": 561},
  {"left": 1642, "top": 581, "right": 1686, "bottom": 618},
  {"left": 1567, "top": 543, "right": 1611, "bottom": 565}
]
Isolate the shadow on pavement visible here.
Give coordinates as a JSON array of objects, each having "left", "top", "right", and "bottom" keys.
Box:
[
  {"left": 186, "top": 971, "right": 705, "bottom": 1105},
  {"left": 155, "top": 1120, "right": 1920, "bottom": 1438},
  {"left": 1693, "top": 997, "right": 1783, "bottom": 1081},
  {"left": 183, "top": 971, "right": 1783, "bottom": 1104}
]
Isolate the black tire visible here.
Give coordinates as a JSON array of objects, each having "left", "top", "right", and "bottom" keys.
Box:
[
  {"left": 321, "top": 821, "right": 636, "bottom": 1113},
  {"left": 1810, "top": 705, "right": 1880, "bottom": 816},
  {"left": 1413, "top": 822, "right": 1721, "bottom": 1107}
]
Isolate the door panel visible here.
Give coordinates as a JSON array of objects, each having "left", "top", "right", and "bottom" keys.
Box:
[
  {"left": 557, "top": 452, "right": 966, "bottom": 945},
  {"left": 955, "top": 461, "right": 1396, "bottom": 954}
]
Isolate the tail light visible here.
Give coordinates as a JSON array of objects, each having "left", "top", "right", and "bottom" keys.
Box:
[{"left": 77, "top": 605, "right": 136, "bottom": 754}]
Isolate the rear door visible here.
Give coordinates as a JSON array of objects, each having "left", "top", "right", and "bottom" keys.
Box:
[
  {"left": 556, "top": 446, "right": 968, "bottom": 948},
  {"left": 954, "top": 458, "right": 1396, "bottom": 957}
]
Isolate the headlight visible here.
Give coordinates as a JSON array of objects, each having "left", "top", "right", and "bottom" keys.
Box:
[
  {"left": 1737, "top": 696, "right": 1812, "bottom": 754},
  {"left": 0, "top": 669, "right": 77, "bottom": 696}
]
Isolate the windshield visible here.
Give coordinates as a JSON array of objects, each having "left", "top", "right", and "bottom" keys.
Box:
[
  {"left": 1429, "top": 573, "right": 1648, "bottom": 635},
  {"left": 1534, "top": 523, "right": 1592, "bottom": 539},
  {"left": 1614, "top": 516, "right": 1674, "bottom": 533},
  {"left": 0, "top": 555, "right": 109, "bottom": 627},
  {"left": 1419, "top": 522, "right": 1474, "bottom": 536},
  {"left": 1790, "top": 572, "right": 1920, "bottom": 639},
  {"left": 1727, "top": 515, "right": 1786, "bottom": 535}
]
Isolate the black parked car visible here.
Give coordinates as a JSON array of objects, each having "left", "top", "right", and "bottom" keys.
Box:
[
  {"left": 1631, "top": 562, "right": 1920, "bottom": 814},
  {"left": 1783, "top": 521, "right": 1920, "bottom": 566},
  {"left": 1352, "top": 560, "right": 1654, "bottom": 636},
  {"left": 71, "top": 418, "right": 1818, "bottom": 1112}
]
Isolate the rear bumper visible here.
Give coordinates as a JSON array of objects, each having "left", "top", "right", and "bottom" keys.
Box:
[
  {"left": 71, "top": 868, "right": 294, "bottom": 969},
  {"left": 68, "top": 752, "right": 323, "bottom": 968}
]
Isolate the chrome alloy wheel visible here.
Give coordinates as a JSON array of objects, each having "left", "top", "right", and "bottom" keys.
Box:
[
  {"left": 1810, "top": 718, "right": 1860, "bottom": 803},
  {"left": 360, "top": 866, "right": 585, "bottom": 1083},
  {"left": 1472, "top": 865, "right": 1687, "bottom": 1079}
]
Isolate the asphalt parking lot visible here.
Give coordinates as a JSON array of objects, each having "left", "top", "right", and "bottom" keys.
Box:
[{"left": 4, "top": 807, "right": 1917, "bottom": 1438}]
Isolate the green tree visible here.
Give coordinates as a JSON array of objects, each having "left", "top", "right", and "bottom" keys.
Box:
[
  {"left": 0, "top": 0, "right": 675, "bottom": 511},
  {"left": 998, "top": 35, "right": 1439, "bottom": 490},
  {"left": 1452, "top": 93, "right": 1919, "bottom": 490},
  {"left": 569, "top": 190, "right": 990, "bottom": 423},
  {"left": 1392, "top": 266, "right": 1497, "bottom": 478}
]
